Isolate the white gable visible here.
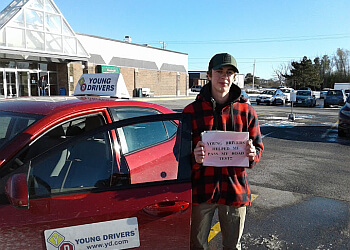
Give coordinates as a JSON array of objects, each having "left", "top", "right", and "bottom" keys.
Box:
[{"left": 0, "top": 0, "right": 89, "bottom": 61}]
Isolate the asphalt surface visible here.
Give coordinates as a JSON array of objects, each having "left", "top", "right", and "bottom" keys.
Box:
[{"left": 142, "top": 95, "right": 350, "bottom": 250}]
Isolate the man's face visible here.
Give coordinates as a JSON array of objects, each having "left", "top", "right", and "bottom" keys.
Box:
[{"left": 208, "top": 66, "right": 236, "bottom": 95}]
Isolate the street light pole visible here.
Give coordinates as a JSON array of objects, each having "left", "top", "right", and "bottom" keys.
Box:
[{"left": 252, "top": 60, "right": 256, "bottom": 90}]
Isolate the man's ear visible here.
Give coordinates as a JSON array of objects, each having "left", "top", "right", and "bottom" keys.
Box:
[{"left": 207, "top": 71, "right": 212, "bottom": 80}]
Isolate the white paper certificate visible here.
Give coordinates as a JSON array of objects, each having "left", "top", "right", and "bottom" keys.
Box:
[{"left": 201, "top": 131, "right": 249, "bottom": 167}]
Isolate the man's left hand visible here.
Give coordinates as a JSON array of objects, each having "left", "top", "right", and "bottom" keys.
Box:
[{"left": 246, "top": 139, "right": 256, "bottom": 161}]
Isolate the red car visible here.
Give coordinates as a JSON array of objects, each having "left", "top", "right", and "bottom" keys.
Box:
[{"left": 0, "top": 96, "right": 192, "bottom": 249}]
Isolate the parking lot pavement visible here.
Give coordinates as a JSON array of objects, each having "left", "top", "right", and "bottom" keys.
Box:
[
  {"left": 243, "top": 185, "right": 350, "bottom": 249},
  {"left": 146, "top": 96, "right": 350, "bottom": 249}
]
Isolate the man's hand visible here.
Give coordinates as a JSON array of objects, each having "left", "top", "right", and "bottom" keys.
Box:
[
  {"left": 246, "top": 139, "right": 256, "bottom": 162},
  {"left": 194, "top": 141, "right": 206, "bottom": 164}
]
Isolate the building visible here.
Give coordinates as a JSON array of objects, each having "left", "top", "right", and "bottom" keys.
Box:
[
  {"left": 0, "top": 0, "right": 188, "bottom": 98},
  {"left": 189, "top": 71, "right": 208, "bottom": 88},
  {"left": 189, "top": 71, "right": 245, "bottom": 89}
]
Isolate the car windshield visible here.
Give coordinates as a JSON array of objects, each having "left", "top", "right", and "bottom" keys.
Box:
[
  {"left": 262, "top": 90, "right": 275, "bottom": 95},
  {"left": 0, "top": 111, "right": 42, "bottom": 150},
  {"left": 297, "top": 91, "right": 311, "bottom": 96},
  {"left": 327, "top": 90, "right": 343, "bottom": 96}
]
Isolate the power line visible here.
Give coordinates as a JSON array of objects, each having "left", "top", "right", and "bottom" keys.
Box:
[{"left": 143, "top": 33, "right": 350, "bottom": 45}]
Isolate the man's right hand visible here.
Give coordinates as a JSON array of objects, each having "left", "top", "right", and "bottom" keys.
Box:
[{"left": 194, "top": 141, "right": 206, "bottom": 164}]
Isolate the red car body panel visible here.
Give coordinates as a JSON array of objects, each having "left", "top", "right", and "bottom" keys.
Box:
[
  {"left": 0, "top": 183, "right": 191, "bottom": 249},
  {"left": 127, "top": 139, "right": 178, "bottom": 184},
  {"left": 0, "top": 96, "right": 192, "bottom": 249}
]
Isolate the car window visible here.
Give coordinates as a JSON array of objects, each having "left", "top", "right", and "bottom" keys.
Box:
[
  {"left": 121, "top": 121, "right": 168, "bottom": 153},
  {"left": 327, "top": 90, "right": 343, "bottom": 96},
  {"left": 297, "top": 91, "right": 310, "bottom": 96},
  {"left": 109, "top": 107, "right": 177, "bottom": 154},
  {"left": 0, "top": 111, "right": 42, "bottom": 150},
  {"left": 262, "top": 90, "right": 274, "bottom": 95},
  {"left": 21, "top": 115, "right": 114, "bottom": 196},
  {"left": 28, "top": 129, "right": 114, "bottom": 196}
]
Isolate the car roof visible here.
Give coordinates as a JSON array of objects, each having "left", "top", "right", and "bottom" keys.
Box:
[{"left": 0, "top": 96, "right": 170, "bottom": 115}]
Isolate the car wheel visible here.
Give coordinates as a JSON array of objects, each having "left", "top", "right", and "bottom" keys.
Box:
[
  {"left": 324, "top": 103, "right": 328, "bottom": 108},
  {"left": 272, "top": 99, "right": 277, "bottom": 105}
]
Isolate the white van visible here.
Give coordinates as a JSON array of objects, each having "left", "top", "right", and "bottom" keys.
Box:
[
  {"left": 279, "top": 87, "right": 294, "bottom": 102},
  {"left": 191, "top": 85, "right": 202, "bottom": 92}
]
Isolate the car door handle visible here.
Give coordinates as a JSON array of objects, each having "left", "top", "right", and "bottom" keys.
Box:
[{"left": 143, "top": 201, "right": 190, "bottom": 217}]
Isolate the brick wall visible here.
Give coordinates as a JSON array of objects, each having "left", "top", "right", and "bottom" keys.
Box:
[
  {"left": 67, "top": 63, "right": 188, "bottom": 97},
  {"left": 122, "top": 68, "right": 188, "bottom": 97},
  {"left": 57, "top": 64, "right": 68, "bottom": 94},
  {"left": 67, "top": 62, "right": 84, "bottom": 95}
]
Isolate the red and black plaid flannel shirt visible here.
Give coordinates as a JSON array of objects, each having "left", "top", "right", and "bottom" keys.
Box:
[{"left": 183, "top": 83, "right": 264, "bottom": 207}]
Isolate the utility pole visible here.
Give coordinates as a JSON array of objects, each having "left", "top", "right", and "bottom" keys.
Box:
[
  {"left": 160, "top": 41, "right": 166, "bottom": 49},
  {"left": 252, "top": 60, "right": 256, "bottom": 90}
]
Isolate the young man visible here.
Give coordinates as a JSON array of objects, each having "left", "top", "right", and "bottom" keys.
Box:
[{"left": 183, "top": 53, "right": 264, "bottom": 250}]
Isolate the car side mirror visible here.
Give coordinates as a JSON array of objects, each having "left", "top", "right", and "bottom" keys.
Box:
[{"left": 5, "top": 173, "right": 29, "bottom": 208}]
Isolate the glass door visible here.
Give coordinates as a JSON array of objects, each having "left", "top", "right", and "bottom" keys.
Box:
[
  {"left": 30, "top": 73, "right": 39, "bottom": 96},
  {"left": 6, "top": 72, "right": 16, "bottom": 97},
  {"left": 0, "top": 71, "right": 4, "bottom": 97},
  {"left": 38, "top": 73, "right": 48, "bottom": 96},
  {"left": 49, "top": 72, "right": 57, "bottom": 95},
  {"left": 18, "top": 72, "right": 29, "bottom": 97}
]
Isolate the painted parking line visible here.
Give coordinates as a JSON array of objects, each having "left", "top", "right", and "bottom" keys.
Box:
[
  {"left": 208, "top": 194, "right": 258, "bottom": 242},
  {"left": 321, "top": 121, "right": 338, "bottom": 138}
]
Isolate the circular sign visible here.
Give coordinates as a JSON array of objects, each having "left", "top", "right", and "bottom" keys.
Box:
[
  {"left": 60, "top": 241, "right": 75, "bottom": 250},
  {"left": 81, "top": 83, "right": 87, "bottom": 91}
]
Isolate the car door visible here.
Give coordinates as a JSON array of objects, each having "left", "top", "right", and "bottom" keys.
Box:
[
  {"left": 109, "top": 107, "right": 181, "bottom": 184},
  {"left": 0, "top": 113, "right": 192, "bottom": 250}
]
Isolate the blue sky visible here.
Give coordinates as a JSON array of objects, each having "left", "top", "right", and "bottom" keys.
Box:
[{"left": 1, "top": 0, "right": 350, "bottom": 79}]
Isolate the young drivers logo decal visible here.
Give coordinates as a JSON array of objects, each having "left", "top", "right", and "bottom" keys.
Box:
[
  {"left": 78, "top": 77, "right": 87, "bottom": 91},
  {"left": 44, "top": 217, "right": 140, "bottom": 250}
]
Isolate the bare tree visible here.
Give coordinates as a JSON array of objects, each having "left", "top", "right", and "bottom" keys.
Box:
[
  {"left": 333, "top": 48, "right": 350, "bottom": 78},
  {"left": 273, "top": 63, "right": 290, "bottom": 86}
]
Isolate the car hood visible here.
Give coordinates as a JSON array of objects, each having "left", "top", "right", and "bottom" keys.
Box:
[
  {"left": 296, "top": 95, "right": 311, "bottom": 99},
  {"left": 258, "top": 94, "right": 273, "bottom": 98}
]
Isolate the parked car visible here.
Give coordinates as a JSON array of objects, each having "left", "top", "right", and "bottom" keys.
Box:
[
  {"left": 256, "top": 89, "right": 286, "bottom": 105},
  {"left": 240, "top": 90, "right": 251, "bottom": 105},
  {"left": 294, "top": 90, "right": 316, "bottom": 107},
  {"left": 320, "top": 91, "right": 328, "bottom": 99},
  {"left": 0, "top": 76, "right": 192, "bottom": 249},
  {"left": 279, "top": 87, "right": 294, "bottom": 102},
  {"left": 324, "top": 89, "right": 347, "bottom": 108},
  {"left": 338, "top": 95, "right": 350, "bottom": 137},
  {"left": 191, "top": 85, "right": 202, "bottom": 92}
]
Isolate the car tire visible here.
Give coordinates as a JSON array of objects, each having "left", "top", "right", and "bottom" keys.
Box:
[
  {"left": 324, "top": 103, "right": 328, "bottom": 108},
  {"left": 272, "top": 99, "right": 277, "bottom": 105}
]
